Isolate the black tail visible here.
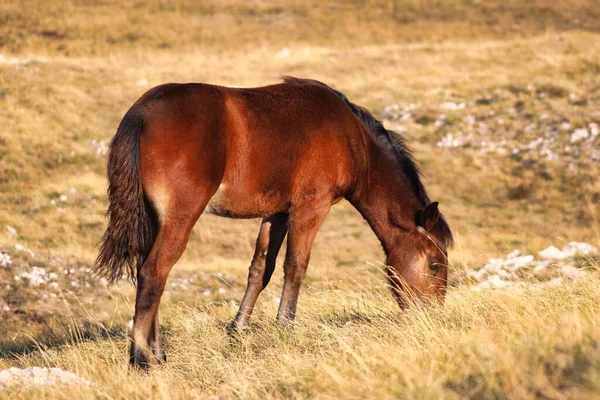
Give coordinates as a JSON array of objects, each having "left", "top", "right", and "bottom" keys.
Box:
[{"left": 94, "top": 109, "right": 158, "bottom": 285}]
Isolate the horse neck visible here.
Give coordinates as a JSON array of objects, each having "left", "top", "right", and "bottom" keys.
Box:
[{"left": 348, "top": 143, "right": 422, "bottom": 256}]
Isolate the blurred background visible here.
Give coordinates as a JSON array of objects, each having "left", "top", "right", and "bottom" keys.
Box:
[{"left": 0, "top": 1, "right": 599, "bottom": 396}]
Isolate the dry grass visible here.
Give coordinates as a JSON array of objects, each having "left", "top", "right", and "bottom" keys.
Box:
[
  {"left": 1, "top": 0, "right": 600, "bottom": 398},
  {"left": 1, "top": 278, "right": 599, "bottom": 399}
]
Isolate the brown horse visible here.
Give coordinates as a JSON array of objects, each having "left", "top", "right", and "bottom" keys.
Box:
[{"left": 94, "top": 77, "right": 452, "bottom": 369}]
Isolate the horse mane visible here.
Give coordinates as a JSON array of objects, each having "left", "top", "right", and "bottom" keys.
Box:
[{"left": 281, "top": 76, "right": 453, "bottom": 248}]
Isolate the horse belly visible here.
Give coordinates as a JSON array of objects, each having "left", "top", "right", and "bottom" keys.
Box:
[{"left": 204, "top": 182, "right": 283, "bottom": 218}]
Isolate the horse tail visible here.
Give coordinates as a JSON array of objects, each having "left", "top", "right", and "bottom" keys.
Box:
[{"left": 94, "top": 108, "right": 158, "bottom": 285}]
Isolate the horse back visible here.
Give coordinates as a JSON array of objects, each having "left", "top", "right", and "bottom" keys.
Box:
[{"left": 136, "top": 81, "right": 367, "bottom": 218}]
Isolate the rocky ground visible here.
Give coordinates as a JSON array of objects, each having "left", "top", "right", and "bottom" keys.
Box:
[
  {"left": 464, "top": 242, "right": 598, "bottom": 290},
  {"left": 0, "top": 240, "right": 242, "bottom": 347},
  {"left": 382, "top": 83, "right": 599, "bottom": 168},
  {"left": 0, "top": 367, "right": 91, "bottom": 389},
  {"left": 382, "top": 82, "right": 600, "bottom": 210},
  {"left": 2, "top": 237, "right": 597, "bottom": 353}
]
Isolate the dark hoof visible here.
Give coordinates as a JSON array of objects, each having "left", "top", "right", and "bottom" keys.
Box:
[
  {"left": 226, "top": 320, "right": 248, "bottom": 337},
  {"left": 129, "top": 344, "right": 151, "bottom": 371},
  {"left": 130, "top": 340, "right": 166, "bottom": 370},
  {"left": 275, "top": 318, "right": 295, "bottom": 329}
]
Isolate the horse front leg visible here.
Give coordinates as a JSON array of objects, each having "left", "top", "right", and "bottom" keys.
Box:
[
  {"left": 276, "top": 202, "right": 331, "bottom": 323},
  {"left": 232, "top": 213, "right": 288, "bottom": 331}
]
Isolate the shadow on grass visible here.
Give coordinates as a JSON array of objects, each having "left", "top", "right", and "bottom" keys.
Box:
[{"left": 0, "top": 321, "right": 127, "bottom": 359}]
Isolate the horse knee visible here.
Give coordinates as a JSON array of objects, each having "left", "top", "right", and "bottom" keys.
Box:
[
  {"left": 283, "top": 263, "right": 307, "bottom": 286},
  {"left": 248, "top": 261, "right": 266, "bottom": 282},
  {"left": 138, "top": 266, "right": 164, "bottom": 291}
]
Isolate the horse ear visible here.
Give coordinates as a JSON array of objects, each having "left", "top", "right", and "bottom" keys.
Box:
[{"left": 415, "top": 201, "right": 440, "bottom": 232}]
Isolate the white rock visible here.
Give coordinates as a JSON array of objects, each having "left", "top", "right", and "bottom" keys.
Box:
[
  {"left": 59, "top": 194, "right": 68, "bottom": 202},
  {"left": 526, "top": 138, "right": 544, "bottom": 149},
  {"left": 570, "top": 128, "right": 589, "bottom": 143},
  {"left": 503, "top": 255, "right": 535, "bottom": 272},
  {"left": 484, "top": 258, "right": 503, "bottom": 274},
  {"left": 506, "top": 250, "right": 521, "bottom": 259},
  {"left": 136, "top": 78, "right": 149, "bottom": 87},
  {"left": 275, "top": 48, "right": 290, "bottom": 58},
  {"left": 14, "top": 244, "right": 35, "bottom": 258},
  {"left": 539, "top": 245, "right": 569, "bottom": 260},
  {"left": 497, "top": 269, "right": 510, "bottom": 279},
  {"left": 0, "top": 367, "right": 92, "bottom": 388},
  {"left": 15, "top": 267, "right": 50, "bottom": 286},
  {"left": 442, "top": 101, "right": 466, "bottom": 111},
  {"left": 437, "top": 133, "right": 472, "bottom": 148},
  {"left": 6, "top": 226, "right": 16, "bottom": 235},
  {"left": 474, "top": 268, "right": 488, "bottom": 281},
  {"left": 381, "top": 104, "right": 401, "bottom": 120},
  {"left": 540, "top": 148, "right": 559, "bottom": 161},
  {"left": 559, "top": 265, "right": 587, "bottom": 278},
  {"left": 563, "top": 241, "right": 597, "bottom": 257},
  {"left": 533, "top": 261, "right": 552, "bottom": 274},
  {"left": 488, "top": 274, "right": 511, "bottom": 288},
  {"left": 0, "top": 252, "right": 11, "bottom": 267}
]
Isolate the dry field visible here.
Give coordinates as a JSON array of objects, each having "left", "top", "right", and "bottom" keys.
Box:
[{"left": 0, "top": 0, "right": 599, "bottom": 398}]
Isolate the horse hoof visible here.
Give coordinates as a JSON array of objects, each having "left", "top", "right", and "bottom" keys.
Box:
[
  {"left": 275, "top": 318, "right": 295, "bottom": 329},
  {"left": 129, "top": 344, "right": 151, "bottom": 370},
  {"left": 226, "top": 320, "right": 248, "bottom": 337},
  {"left": 129, "top": 354, "right": 150, "bottom": 371}
]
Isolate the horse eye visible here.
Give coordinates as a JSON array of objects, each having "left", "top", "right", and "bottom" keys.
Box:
[{"left": 428, "top": 260, "right": 441, "bottom": 273}]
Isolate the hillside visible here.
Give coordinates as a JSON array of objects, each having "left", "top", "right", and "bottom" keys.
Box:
[{"left": 0, "top": 0, "right": 599, "bottom": 398}]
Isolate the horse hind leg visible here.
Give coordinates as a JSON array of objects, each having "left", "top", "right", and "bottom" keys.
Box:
[
  {"left": 130, "top": 186, "right": 217, "bottom": 369},
  {"left": 232, "top": 213, "right": 288, "bottom": 331}
]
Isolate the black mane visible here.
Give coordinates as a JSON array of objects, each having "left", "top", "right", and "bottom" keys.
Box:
[{"left": 282, "top": 77, "right": 453, "bottom": 249}]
